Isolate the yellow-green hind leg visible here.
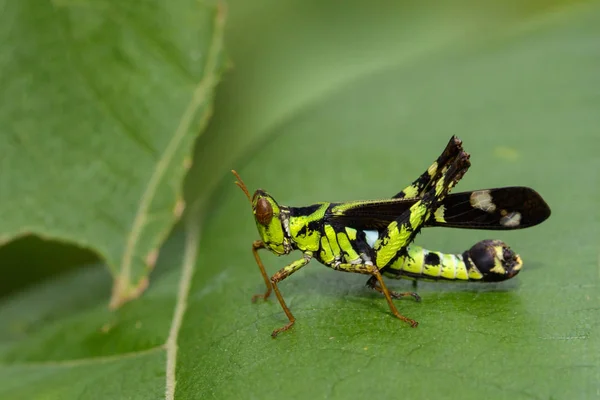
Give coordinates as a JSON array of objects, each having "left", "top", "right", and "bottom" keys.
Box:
[
  {"left": 393, "top": 135, "right": 464, "bottom": 199},
  {"left": 362, "top": 153, "right": 469, "bottom": 319},
  {"left": 374, "top": 152, "right": 471, "bottom": 269},
  {"left": 364, "top": 136, "right": 464, "bottom": 293}
]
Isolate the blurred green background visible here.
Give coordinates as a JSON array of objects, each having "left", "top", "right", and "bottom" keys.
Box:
[{"left": 1, "top": 0, "right": 599, "bottom": 398}]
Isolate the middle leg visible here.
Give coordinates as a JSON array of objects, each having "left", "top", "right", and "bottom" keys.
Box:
[
  {"left": 333, "top": 262, "right": 418, "bottom": 327},
  {"left": 365, "top": 275, "right": 421, "bottom": 301}
]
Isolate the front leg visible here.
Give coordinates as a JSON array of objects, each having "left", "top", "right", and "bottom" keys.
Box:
[
  {"left": 375, "top": 151, "right": 470, "bottom": 268},
  {"left": 254, "top": 252, "right": 312, "bottom": 338},
  {"left": 250, "top": 240, "right": 272, "bottom": 302}
]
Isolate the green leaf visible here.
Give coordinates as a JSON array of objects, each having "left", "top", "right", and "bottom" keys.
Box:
[
  {"left": 182, "top": 1, "right": 600, "bottom": 398},
  {"left": 0, "top": 0, "right": 226, "bottom": 307},
  {"left": 2, "top": 1, "right": 599, "bottom": 399},
  {"left": 0, "top": 229, "right": 188, "bottom": 398}
]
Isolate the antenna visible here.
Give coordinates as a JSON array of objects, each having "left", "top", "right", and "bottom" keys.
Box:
[{"left": 232, "top": 170, "right": 252, "bottom": 203}]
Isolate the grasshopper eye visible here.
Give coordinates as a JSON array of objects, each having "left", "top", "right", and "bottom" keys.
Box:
[{"left": 255, "top": 198, "right": 273, "bottom": 225}]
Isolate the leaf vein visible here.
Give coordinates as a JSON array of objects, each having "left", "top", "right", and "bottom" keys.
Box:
[
  {"left": 0, "top": 346, "right": 164, "bottom": 369},
  {"left": 115, "top": 2, "right": 225, "bottom": 308},
  {"left": 164, "top": 6, "right": 227, "bottom": 399}
]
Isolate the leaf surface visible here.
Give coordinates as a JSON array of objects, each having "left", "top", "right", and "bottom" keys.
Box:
[
  {"left": 0, "top": 0, "right": 226, "bottom": 307},
  {"left": 181, "top": 1, "right": 600, "bottom": 398},
  {"left": 1, "top": 1, "right": 599, "bottom": 399}
]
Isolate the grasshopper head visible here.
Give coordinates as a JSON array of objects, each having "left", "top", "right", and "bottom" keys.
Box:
[
  {"left": 251, "top": 190, "right": 288, "bottom": 254},
  {"left": 232, "top": 171, "right": 289, "bottom": 255}
]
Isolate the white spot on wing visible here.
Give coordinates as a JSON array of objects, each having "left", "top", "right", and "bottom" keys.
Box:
[
  {"left": 470, "top": 190, "right": 496, "bottom": 212},
  {"left": 364, "top": 230, "right": 378, "bottom": 248},
  {"left": 500, "top": 211, "right": 521, "bottom": 227}
]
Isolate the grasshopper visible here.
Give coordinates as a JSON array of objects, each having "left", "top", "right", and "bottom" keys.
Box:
[{"left": 233, "top": 136, "right": 550, "bottom": 337}]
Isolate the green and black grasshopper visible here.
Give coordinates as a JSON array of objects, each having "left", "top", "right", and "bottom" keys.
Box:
[{"left": 233, "top": 136, "right": 551, "bottom": 337}]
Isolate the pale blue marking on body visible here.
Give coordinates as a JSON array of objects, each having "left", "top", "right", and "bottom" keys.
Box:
[{"left": 364, "top": 230, "right": 378, "bottom": 248}]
